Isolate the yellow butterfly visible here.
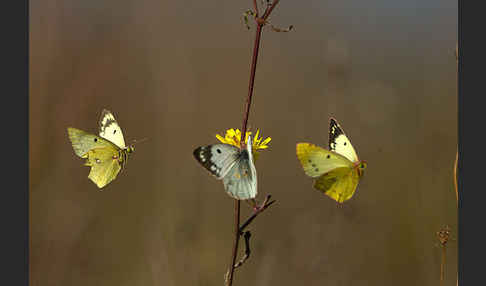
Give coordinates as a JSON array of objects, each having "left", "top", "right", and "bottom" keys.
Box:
[
  {"left": 296, "top": 118, "right": 367, "bottom": 203},
  {"left": 67, "top": 109, "right": 135, "bottom": 189}
]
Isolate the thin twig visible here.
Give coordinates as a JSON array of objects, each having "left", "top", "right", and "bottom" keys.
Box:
[
  {"left": 234, "top": 231, "right": 252, "bottom": 268},
  {"left": 239, "top": 195, "right": 276, "bottom": 233},
  {"left": 441, "top": 246, "right": 446, "bottom": 286},
  {"left": 225, "top": 231, "right": 252, "bottom": 284},
  {"left": 253, "top": 0, "right": 259, "bottom": 16},
  {"left": 262, "top": 0, "right": 280, "bottom": 20}
]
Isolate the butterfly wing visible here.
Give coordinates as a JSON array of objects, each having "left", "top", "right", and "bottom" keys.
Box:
[
  {"left": 313, "top": 167, "right": 360, "bottom": 203},
  {"left": 99, "top": 109, "right": 127, "bottom": 149},
  {"left": 67, "top": 127, "right": 121, "bottom": 158},
  {"left": 85, "top": 147, "right": 123, "bottom": 189},
  {"left": 329, "top": 118, "right": 359, "bottom": 162},
  {"left": 193, "top": 143, "right": 240, "bottom": 179},
  {"left": 296, "top": 142, "right": 353, "bottom": 178},
  {"left": 222, "top": 136, "right": 257, "bottom": 200}
]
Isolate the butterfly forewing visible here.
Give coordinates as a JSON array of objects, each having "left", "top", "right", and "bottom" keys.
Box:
[
  {"left": 296, "top": 142, "right": 352, "bottom": 178},
  {"left": 99, "top": 109, "right": 127, "bottom": 149},
  {"left": 193, "top": 144, "right": 240, "bottom": 179},
  {"left": 68, "top": 127, "right": 121, "bottom": 158},
  {"left": 329, "top": 118, "right": 359, "bottom": 162}
]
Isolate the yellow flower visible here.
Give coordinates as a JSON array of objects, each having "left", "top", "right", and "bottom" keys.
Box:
[{"left": 216, "top": 128, "right": 271, "bottom": 160}]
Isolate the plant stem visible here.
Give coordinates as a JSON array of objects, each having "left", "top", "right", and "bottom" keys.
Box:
[
  {"left": 227, "top": 200, "right": 241, "bottom": 286},
  {"left": 228, "top": 22, "right": 263, "bottom": 286},
  {"left": 240, "top": 24, "right": 264, "bottom": 146},
  {"left": 440, "top": 245, "right": 446, "bottom": 286},
  {"left": 227, "top": 2, "right": 282, "bottom": 285}
]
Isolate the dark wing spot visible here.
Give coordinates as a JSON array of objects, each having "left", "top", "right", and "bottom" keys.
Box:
[
  {"left": 216, "top": 149, "right": 221, "bottom": 154},
  {"left": 312, "top": 164, "right": 316, "bottom": 167},
  {"left": 344, "top": 142, "right": 347, "bottom": 146},
  {"left": 308, "top": 160, "right": 312, "bottom": 163},
  {"left": 326, "top": 155, "right": 330, "bottom": 159},
  {"left": 113, "top": 130, "right": 116, "bottom": 134},
  {"left": 94, "top": 138, "right": 98, "bottom": 142},
  {"left": 315, "top": 168, "right": 319, "bottom": 172}
]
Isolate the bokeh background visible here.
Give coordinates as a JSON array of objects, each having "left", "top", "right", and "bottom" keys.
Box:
[{"left": 30, "top": 0, "right": 457, "bottom": 285}]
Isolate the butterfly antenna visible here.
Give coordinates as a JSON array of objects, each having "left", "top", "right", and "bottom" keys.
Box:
[{"left": 131, "top": 138, "right": 149, "bottom": 146}]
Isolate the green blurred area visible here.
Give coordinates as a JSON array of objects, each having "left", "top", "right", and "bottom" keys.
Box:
[{"left": 30, "top": 0, "right": 457, "bottom": 285}]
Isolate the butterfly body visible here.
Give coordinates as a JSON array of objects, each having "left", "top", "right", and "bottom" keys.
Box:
[
  {"left": 67, "top": 109, "right": 134, "bottom": 189},
  {"left": 296, "top": 118, "right": 366, "bottom": 203},
  {"left": 193, "top": 136, "right": 257, "bottom": 200}
]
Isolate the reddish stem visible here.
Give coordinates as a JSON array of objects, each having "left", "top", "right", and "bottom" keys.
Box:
[
  {"left": 228, "top": 2, "right": 282, "bottom": 285},
  {"left": 240, "top": 23, "right": 263, "bottom": 148}
]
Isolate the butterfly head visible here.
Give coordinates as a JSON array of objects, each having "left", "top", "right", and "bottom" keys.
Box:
[
  {"left": 126, "top": 137, "right": 148, "bottom": 153},
  {"left": 355, "top": 160, "right": 367, "bottom": 177},
  {"left": 126, "top": 145, "right": 135, "bottom": 153}
]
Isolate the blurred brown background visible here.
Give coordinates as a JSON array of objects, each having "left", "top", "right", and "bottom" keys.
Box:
[{"left": 30, "top": 0, "right": 457, "bottom": 285}]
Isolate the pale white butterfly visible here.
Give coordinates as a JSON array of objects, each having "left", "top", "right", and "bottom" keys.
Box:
[
  {"left": 328, "top": 117, "right": 359, "bottom": 162},
  {"left": 193, "top": 135, "right": 257, "bottom": 200}
]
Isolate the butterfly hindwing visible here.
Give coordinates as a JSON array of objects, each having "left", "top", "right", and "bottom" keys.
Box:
[
  {"left": 296, "top": 142, "right": 353, "bottom": 178},
  {"left": 222, "top": 136, "right": 257, "bottom": 200},
  {"left": 193, "top": 143, "right": 240, "bottom": 179},
  {"left": 329, "top": 118, "right": 359, "bottom": 162},
  {"left": 313, "top": 166, "right": 360, "bottom": 203},
  {"left": 85, "top": 147, "right": 123, "bottom": 188},
  {"left": 99, "top": 109, "right": 127, "bottom": 149}
]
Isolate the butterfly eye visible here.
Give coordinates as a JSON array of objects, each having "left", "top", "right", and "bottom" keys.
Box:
[
  {"left": 326, "top": 155, "right": 330, "bottom": 159},
  {"left": 94, "top": 138, "right": 98, "bottom": 142}
]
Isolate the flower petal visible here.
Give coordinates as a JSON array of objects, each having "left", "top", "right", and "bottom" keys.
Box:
[
  {"left": 261, "top": 137, "right": 272, "bottom": 145},
  {"left": 216, "top": 134, "right": 226, "bottom": 143}
]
